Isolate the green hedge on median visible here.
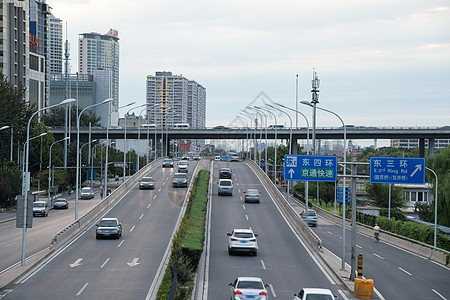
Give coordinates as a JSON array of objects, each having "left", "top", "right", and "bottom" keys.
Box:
[{"left": 156, "top": 169, "right": 210, "bottom": 300}]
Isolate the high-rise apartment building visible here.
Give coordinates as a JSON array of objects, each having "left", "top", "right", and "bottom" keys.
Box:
[
  {"left": 48, "top": 14, "right": 63, "bottom": 74},
  {"left": 146, "top": 71, "right": 188, "bottom": 127},
  {"left": 0, "top": 0, "right": 29, "bottom": 100},
  {"left": 146, "top": 71, "right": 206, "bottom": 153},
  {"left": 146, "top": 71, "right": 206, "bottom": 129},
  {"left": 29, "top": 0, "right": 51, "bottom": 112},
  {"left": 78, "top": 29, "right": 119, "bottom": 126}
]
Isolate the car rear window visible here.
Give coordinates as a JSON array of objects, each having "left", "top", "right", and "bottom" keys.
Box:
[
  {"left": 305, "top": 295, "right": 333, "bottom": 300},
  {"left": 141, "top": 178, "right": 154, "bottom": 182},
  {"left": 237, "top": 281, "right": 263, "bottom": 289},
  {"left": 99, "top": 220, "right": 118, "bottom": 227},
  {"left": 234, "top": 232, "right": 253, "bottom": 238},
  {"left": 220, "top": 181, "right": 232, "bottom": 186}
]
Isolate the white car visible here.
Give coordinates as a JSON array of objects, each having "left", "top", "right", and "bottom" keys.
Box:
[
  {"left": 227, "top": 228, "right": 259, "bottom": 256},
  {"left": 229, "top": 277, "right": 269, "bottom": 300},
  {"left": 218, "top": 179, "right": 233, "bottom": 196},
  {"left": 292, "top": 288, "right": 338, "bottom": 300},
  {"left": 80, "top": 187, "right": 94, "bottom": 199}
]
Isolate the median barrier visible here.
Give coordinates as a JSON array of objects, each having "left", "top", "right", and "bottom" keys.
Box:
[
  {"left": 50, "top": 158, "right": 165, "bottom": 250},
  {"left": 246, "top": 159, "right": 323, "bottom": 253}
]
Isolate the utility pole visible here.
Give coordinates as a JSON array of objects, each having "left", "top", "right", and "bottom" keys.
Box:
[
  {"left": 64, "top": 23, "right": 71, "bottom": 169},
  {"left": 350, "top": 156, "right": 358, "bottom": 280}
]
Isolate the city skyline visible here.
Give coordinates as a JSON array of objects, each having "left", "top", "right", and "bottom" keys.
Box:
[{"left": 50, "top": 0, "right": 449, "bottom": 129}]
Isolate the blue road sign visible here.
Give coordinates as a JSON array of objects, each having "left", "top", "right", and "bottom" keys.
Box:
[
  {"left": 283, "top": 155, "right": 337, "bottom": 182},
  {"left": 370, "top": 157, "right": 425, "bottom": 184},
  {"left": 337, "top": 187, "right": 350, "bottom": 203}
]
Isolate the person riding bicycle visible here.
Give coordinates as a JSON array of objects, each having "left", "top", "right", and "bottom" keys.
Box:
[{"left": 373, "top": 223, "right": 380, "bottom": 241}]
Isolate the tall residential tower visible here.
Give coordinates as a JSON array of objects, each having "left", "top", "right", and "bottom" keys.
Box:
[{"left": 78, "top": 29, "right": 119, "bottom": 126}]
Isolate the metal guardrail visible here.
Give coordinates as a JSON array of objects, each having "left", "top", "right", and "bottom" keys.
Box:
[
  {"left": 292, "top": 194, "right": 450, "bottom": 265},
  {"left": 50, "top": 158, "right": 165, "bottom": 250},
  {"left": 246, "top": 159, "right": 323, "bottom": 253}
]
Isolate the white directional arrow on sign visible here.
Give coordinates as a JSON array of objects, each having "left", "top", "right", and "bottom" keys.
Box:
[
  {"left": 69, "top": 258, "right": 83, "bottom": 268},
  {"left": 410, "top": 164, "right": 422, "bottom": 177},
  {"left": 288, "top": 169, "right": 295, "bottom": 178},
  {"left": 127, "top": 257, "right": 140, "bottom": 267}
]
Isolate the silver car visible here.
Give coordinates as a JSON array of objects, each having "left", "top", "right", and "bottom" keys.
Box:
[
  {"left": 139, "top": 177, "right": 155, "bottom": 189},
  {"left": 80, "top": 187, "right": 94, "bottom": 199},
  {"left": 172, "top": 173, "right": 188, "bottom": 187},
  {"left": 244, "top": 188, "right": 260, "bottom": 203},
  {"left": 300, "top": 209, "right": 318, "bottom": 227},
  {"left": 229, "top": 277, "right": 269, "bottom": 300},
  {"left": 227, "top": 228, "right": 259, "bottom": 256}
]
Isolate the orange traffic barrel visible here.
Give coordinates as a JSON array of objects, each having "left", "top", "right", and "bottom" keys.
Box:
[{"left": 354, "top": 278, "right": 374, "bottom": 299}]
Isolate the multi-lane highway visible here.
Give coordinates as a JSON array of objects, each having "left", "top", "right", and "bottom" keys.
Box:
[
  {"left": 1, "top": 158, "right": 449, "bottom": 299},
  {"left": 1, "top": 160, "right": 200, "bottom": 299},
  {"left": 205, "top": 160, "right": 353, "bottom": 299}
]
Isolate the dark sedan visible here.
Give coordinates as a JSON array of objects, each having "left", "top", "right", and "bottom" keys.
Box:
[{"left": 219, "top": 167, "right": 232, "bottom": 179}]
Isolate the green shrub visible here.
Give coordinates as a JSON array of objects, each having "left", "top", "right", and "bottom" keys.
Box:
[
  {"left": 156, "top": 169, "right": 210, "bottom": 299},
  {"left": 376, "top": 216, "right": 450, "bottom": 252}
]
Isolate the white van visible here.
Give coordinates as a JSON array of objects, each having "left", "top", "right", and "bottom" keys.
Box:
[{"left": 33, "top": 201, "right": 49, "bottom": 217}]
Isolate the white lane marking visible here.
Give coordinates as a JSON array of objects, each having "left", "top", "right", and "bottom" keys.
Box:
[
  {"left": 117, "top": 240, "right": 124, "bottom": 248},
  {"left": 432, "top": 289, "right": 447, "bottom": 300},
  {"left": 100, "top": 258, "right": 110, "bottom": 269},
  {"left": 5, "top": 242, "right": 16, "bottom": 247},
  {"left": 245, "top": 215, "right": 249, "bottom": 221},
  {"left": 373, "top": 253, "right": 384, "bottom": 260},
  {"left": 327, "top": 231, "right": 333, "bottom": 235},
  {"left": 268, "top": 284, "right": 277, "bottom": 298},
  {"left": 139, "top": 214, "right": 144, "bottom": 220},
  {"left": 242, "top": 204, "right": 246, "bottom": 210},
  {"left": 236, "top": 183, "right": 239, "bottom": 186},
  {"left": 127, "top": 257, "right": 140, "bottom": 267},
  {"left": 318, "top": 226, "right": 322, "bottom": 230},
  {"left": 337, "top": 289, "right": 348, "bottom": 300},
  {"left": 153, "top": 195, "right": 157, "bottom": 200},
  {"left": 158, "top": 188, "right": 162, "bottom": 192},
  {"left": 240, "top": 196, "right": 243, "bottom": 201},
  {"left": 147, "top": 203, "right": 152, "bottom": 208},
  {"left": 69, "top": 258, "right": 83, "bottom": 268},
  {"left": 130, "top": 225, "right": 136, "bottom": 232},
  {"left": 338, "top": 236, "right": 342, "bottom": 240},
  {"left": 76, "top": 282, "right": 89, "bottom": 296},
  {"left": 260, "top": 260, "right": 266, "bottom": 270},
  {"left": 163, "top": 182, "right": 166, "bottom": 185},
  {"left": 398, "top": 267, "right": 412, "bottom": 276},
  {"left": 238, "top": 189, "right": 241, "bottom": 193},
  {"left": 356, "top": 244, "right": 362, "bottom": 249}
]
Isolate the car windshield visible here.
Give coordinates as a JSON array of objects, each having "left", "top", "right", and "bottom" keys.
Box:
[
  {"left": 234, "top": 232, "right": 253, "bottom": 238},
  {"left": 141, "top": 178, "right": 154, "bottom": 182},
  {"left": 174, "top": 174, "right": 186, "bottom": 179},
  {"left": 33, "top": 203, "right": 45, "bottom": 207},
  {"left": 98, "top": 220, "right": 118, "bottom": 227},
  {"left": 220, "top": 181, "right": 232, "bottom": 186},
  {"left": 305, "top": 295, "right": 333, "bottom": 300},
  {"left": 81, "top": 188, "right": 91, "bottom": 192},
  {"left": 306, "top": 211, "right": 317, "bottom": 216},
  {"left": 237, "top": 281, "right": 263, "bottom": 289},
  {"left": 55, "top": 200, "right": 66, "bottom": 203},
  {"left": 164, "top": 159, "right": 172, "bottom": 163}
]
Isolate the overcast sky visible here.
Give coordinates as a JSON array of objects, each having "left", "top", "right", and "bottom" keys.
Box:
[{"left": 50, "top": 0, "right": 449, "bottom": 131}]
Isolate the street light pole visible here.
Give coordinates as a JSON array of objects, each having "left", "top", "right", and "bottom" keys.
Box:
[
  {"left": 256, "top": 106, "right": 278, "bottom": 184},
  {"left": 22, "top": 98, "right": 75, "bottom": 266},
  {"left": 122, "top": 103, "right": 141, "bottom": 183},
  {"left": 275, "top": 103, "right": 311, "bottom": 210},
  {"left": 48, "top": 137, "right": 69, "bottom": 205},
  {"left": 76, "top": 98, "right": 112, "bottom": 219},
  {"left": 426, "top": 167, "right": 439, "bottom": 248},
  {"left": 302, "top": 101, "right": 348, "bottom": 272},
  {"left": 80, "top": 139, "right": 97, "bottom": 192}
]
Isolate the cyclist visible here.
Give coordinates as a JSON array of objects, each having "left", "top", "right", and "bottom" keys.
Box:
[{"left": 373, "top": 223, "right": 380, "bottom": 242}]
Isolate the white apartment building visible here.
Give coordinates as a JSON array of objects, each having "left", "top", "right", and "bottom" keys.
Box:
[{"left": 78, "top": 30, "right": 119, "bottom": 125}]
